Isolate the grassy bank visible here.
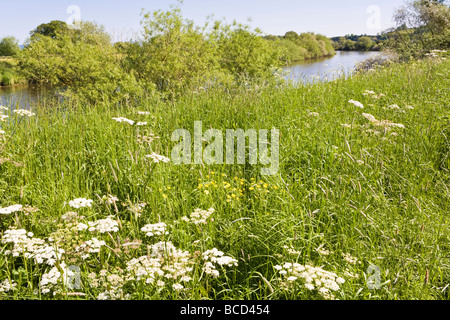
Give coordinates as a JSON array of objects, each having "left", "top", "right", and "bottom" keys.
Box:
[{"left": 0, "top": 56, "right": 449, "bottom": 300}]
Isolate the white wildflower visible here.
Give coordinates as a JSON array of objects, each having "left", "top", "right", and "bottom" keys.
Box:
[
  {"left": 13, "top": 109, "right": 35, "bottom": 117},
  {"left": 342, "top": 253, "right": 359, "bottom": 264},
  {"left": 141, "top": 222, "right": 169, "bottom": 237},
  {"left": 112, "top": 117, "right": 134, "bottom": 125},
  {"left": 348, "top": 100, "right": 364, "bottom": 108},
  {"left": 172, "top": 283, "right": 184, "bottom": 291},
  {"left": 0, "top": 204, "right": 23, "bottom": 215},
  {"left": 69, "top": 198, "right": 93, "bottom": 209},
  {"left": 0, "top": 279, "right": 17, "bottom": 293},
  {"left": 183, "top": 208, "right": 214, "bottom": 224},
  {"left": 86, "top": 217, "right": 119, "bottom": 233},
  {"left": 145, "top": 153, "right": 170, "bottom": 163}
]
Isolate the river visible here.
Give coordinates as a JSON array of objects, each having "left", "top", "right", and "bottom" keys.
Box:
[
  {"left": 0, "top": 51, "right": 382, "bottom": 109},
  {"left": 284, "top": 50, "right": 383, "bottom": 83}
]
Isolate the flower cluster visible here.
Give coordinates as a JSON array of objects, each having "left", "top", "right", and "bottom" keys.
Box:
[
  {"left": 145, "top": 153, "right": 170, "bottom": 163},
  {"left": 141, "top": 222, "right": 169, "bottom": 237},
  {"left": 125, "top": 202, "right": 146, "bottom": 217},
  {"left": 202, "top": 248, "right": 238, "bottom": 278},
  {"left": 283, "top": 245, "right": 301, "bottom": 255},
  {"left": 348, "top": 100, "right": 364, "bottom": 108},
  {"left": 69, "top": 198, "right": 93, "bottom": 209},
  {"left": 13, "top": 109, "right": 35, "bottom": 117},
  {"left": 77, "top": 216, "right": 119, "bottom": 233},
  {"left": 40, "top": 262, "right": 74, "bottom": 294},
  {"left": 137, "top": 133, "right": 159, "bottom": 145},
  {"left": 0, "top": 204, "right": 23, "bottom": 215},
  {"left": 362, "top": 113, "right": 405, "bottom": 130},
  {"left": 125, "top": 241, "right": 193, "bottom": 291},
  {"left": 2, "top": 229, "right": 64, "bottom": 266},
  {"left": 342, "top": 253, "right": 359, "bottom": 264},
  {"left": 0, "top": 279, "right": 16, "bottom": 293},
  {"left": 274, "top": 262, "right": 345, "bottom": 299},
  {"left": 112, "top": 117, "right": 134, "bottom": 125},
  {"left": 75, "top": 238, "right": 107, "bottom": 260},
  {"left": 181, "top": 208, "right": 214, "bottom": 224},
  {"left": 363, "top": 90, "right": 385, "bottom": 99}
]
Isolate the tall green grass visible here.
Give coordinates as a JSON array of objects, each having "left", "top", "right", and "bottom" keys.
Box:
[{"left": 0, "top": 57, "right": 449, "bottom": 300}]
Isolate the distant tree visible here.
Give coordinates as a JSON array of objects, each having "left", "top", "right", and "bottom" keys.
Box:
[
  {"left": 356, "top": 36, "right": 374, "bottom": 51},
  {"left": 30, "top": 20, "right": 69, "bottom": 39},
  {"left": 0, "top": 36, "right": 21, "bottom": 56},
  {"left": 338, "top": 37, "right": 356, "bottom": 50},
  {"left": 284, "top": 31, "right": 299, "bottom": 41}
]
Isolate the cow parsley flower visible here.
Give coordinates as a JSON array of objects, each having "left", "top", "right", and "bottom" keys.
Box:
[
  {"left": 69, "top": 198, "right": 93, "bottom": 209},
  {"left": 0, "top": 204, "right": 23, "bottom": 215},
  {"left": 342, "top": 253, "right": 359, "bottom": 264},
  {"left": 0, "top": 279, "right": 17, "bottom": 293},
  {"left": 274, "top": 262, "right": 345, "bottom": 300},
  {"left": 141, "top": 222, "right": 169, "bottom": 237},
  {"left": 202, "top": 248, "right": 238, "bottom": 278},
  {"left": 145, "top": 153, "right": 170, "bottom": 163},
  {"left": 13, "top": 109, "right": 35, "bottom": 117},
  {"left": 2, "top": 229, "right": 64, "bottom": 266},
  {"left": 181, "top": 208, "right": 214, "bottom": 224},
  {"left": 112, "top": 117, "right": 135, "bottom": 125},
  {"left": 348, "top": 100, "right": 364, "bottom": 108},
  {"left": 76, "top": 238, "right": 106, "bottom": 259}
]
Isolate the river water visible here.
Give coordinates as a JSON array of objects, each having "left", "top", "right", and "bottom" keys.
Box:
[
  {"left": 284, "top": 50, "right": 383, "bottom": 83},
  {"left": 0, "top": 51, "right": 382, "bottom": 109}
]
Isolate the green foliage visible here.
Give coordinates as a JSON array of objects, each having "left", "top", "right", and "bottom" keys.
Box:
[
  {"left": 0, "top": 59, "right": 25, "bottom": 86},
  {"left": 0, "top": 37, "right": 21, "bottom": 57},
  {"left": 18, "top": 21, "right": 144, "bottom": 103},
  {"left": 29, "top": 20, "right": 69, "bottom": 39},
  {"left": 266, "top": 32, "right": 335, "bottom": 63},
  {"left": 332, "top": 35, "right": 385, "bottom": 51},
  {"left": 216, "top": 24, "right": 283, "bottom": 80},
  {"left": 356, "top": 36, "right": 375, "bottom": 51},
  {"left": 125, "top": 7, "right": 218, "bottom": 96},
  {"left": 389, "top": 0, "right": 450, "bottom": 60}
]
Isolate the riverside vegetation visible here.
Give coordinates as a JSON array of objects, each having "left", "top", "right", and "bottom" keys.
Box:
[{"left": 0, "top": 1, "right": 449, "bottom": 300}]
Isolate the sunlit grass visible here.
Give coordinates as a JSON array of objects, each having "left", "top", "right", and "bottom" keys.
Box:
[{"left": 0, "top": 57, "right": 449, "bottom": 300}]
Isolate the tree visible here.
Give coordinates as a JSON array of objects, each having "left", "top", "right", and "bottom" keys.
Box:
[
  {"left": 356, "top": 36, "right": 374, "bottom": 51},
  {"left": 0, "top": 37, "right": 20, "bottom": 56},
  {"left": 390, "top": 0, "right": 450, "bottom": 58},
  {"left": 284, "top": 31, "right": 299, "bottom": 41},
  {"left": 20, "top": 21, "right": 142, "bottom": 103},
  {"left": 30, "top": 20, "right": 68, "bottom": 39}
]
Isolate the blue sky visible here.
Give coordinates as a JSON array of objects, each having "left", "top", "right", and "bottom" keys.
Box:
[{"left": 1, "top": 0, "right": 406, "bottom": 44}]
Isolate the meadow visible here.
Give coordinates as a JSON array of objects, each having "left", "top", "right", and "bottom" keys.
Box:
[{"left": 0, "top": 54, "right": 449, "bottom": 300}]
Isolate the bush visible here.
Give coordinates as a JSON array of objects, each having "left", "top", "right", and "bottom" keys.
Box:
[
  {"left": 0, "top": 37, "right": 21, "bottom": 57},
  {"left": 19, "top": 22, "right": 144, "bottom": 104}
]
